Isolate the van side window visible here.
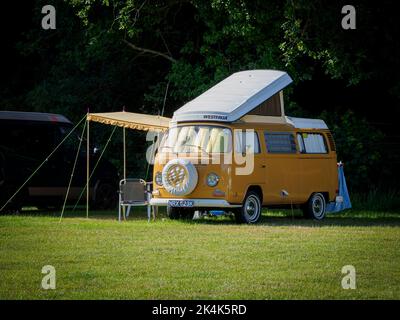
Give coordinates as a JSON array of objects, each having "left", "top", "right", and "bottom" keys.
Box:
[
  {"left": 234, "top": 130, "right": 260, "bottom": 154},
  {"left": 297, "top": 133, "right": 305, "bottom": 153},
  {"left": 297, "top": 133, "right": 327, "bottom": 154},
  {"left": 264, "top": 132, "right": 296, "bottom": 153}
]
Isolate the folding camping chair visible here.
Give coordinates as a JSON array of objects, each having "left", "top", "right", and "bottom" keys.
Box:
[{"left": 118, "top": 179, "right": 154, "bottom": 222}]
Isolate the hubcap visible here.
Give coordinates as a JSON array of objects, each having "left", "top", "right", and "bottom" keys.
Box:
[
  {"left": 312, "top": 196, "right": 324, "bottom": 218},
  {"left": 244, "top": 195, "right": 260, "bottom": 222}
]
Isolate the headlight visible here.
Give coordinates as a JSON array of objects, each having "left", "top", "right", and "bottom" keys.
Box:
[
  {"left": 206, "top": 173, "right": 219, "bottom": 187},
  {"left": 155, "top": 171, "right": 163, "bottom": 186}
]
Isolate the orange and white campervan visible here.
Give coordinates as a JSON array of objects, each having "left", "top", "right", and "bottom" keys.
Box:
[{"left": 150, "top": 70, "right": 339, "bottom": 223}]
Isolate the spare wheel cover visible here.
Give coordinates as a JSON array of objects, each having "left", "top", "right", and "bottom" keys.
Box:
[{"left": 162, "top": 158, "right": 198, "bottom": 196}]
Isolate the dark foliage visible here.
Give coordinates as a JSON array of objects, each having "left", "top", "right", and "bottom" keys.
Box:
[{"left": 1, "top": 0, "right": 399, "bottom": 191}]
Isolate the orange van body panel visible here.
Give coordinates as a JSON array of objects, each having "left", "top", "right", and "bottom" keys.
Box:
[{"left": 152, "top": 121, "right": 338, "bottom": 206}]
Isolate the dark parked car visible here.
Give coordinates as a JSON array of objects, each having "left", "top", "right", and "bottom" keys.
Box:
[{"left": 0, "top": 111, "right": 119, "bottom": 212}]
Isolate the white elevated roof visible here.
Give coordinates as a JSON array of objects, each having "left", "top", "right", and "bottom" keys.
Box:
[
  {"left": 172, "top": 70, "right": 292, "bottom": 123},
  {"left": 286, "top": 116, "right": 328, "bottom": 129}
]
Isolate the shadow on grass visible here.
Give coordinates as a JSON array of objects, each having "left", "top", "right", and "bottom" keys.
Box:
[
  {"left": 178, "top": 210, "right": 400, "bottom": 228},
  {"left": 14, "top": 206, "right": 118, "bottom": 220},
  {"left": 10, "top": 207, "right": 400, "bottom": 228},
  {"left": 258, "top": 214, "right": 400, "bottom": 228}
]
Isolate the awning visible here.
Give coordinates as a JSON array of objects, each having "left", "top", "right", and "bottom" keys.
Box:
[{"left": 87, "top": 111, "right": 171, "bottom": 131}]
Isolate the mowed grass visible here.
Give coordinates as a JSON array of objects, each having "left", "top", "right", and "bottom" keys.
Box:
[{"left": 0, "top": 208, "right": 400, "bottom": 299}]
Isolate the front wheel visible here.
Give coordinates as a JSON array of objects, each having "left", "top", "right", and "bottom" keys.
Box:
[
  {"left": 303, "top": 192, "right": 326, "bottom": 220},
  {"left": 180, "top": 208, "right": 194, "bottom": 220},
  {"left": 167, "top": 206, "right": 181, "bottom": 219},
  {"left": 235, "top": 191, "right": 262, "bottom": 224}
]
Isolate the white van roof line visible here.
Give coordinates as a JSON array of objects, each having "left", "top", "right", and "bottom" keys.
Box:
[{"left": 172, "top": 70, "right": 292, "bottom": 123}]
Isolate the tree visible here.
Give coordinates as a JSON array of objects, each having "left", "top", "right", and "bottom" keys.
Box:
[{"left": 4, "top": 0, "right": 397, "bottom": 190}]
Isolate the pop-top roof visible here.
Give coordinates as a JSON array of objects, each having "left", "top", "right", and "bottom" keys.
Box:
[{"left": 172, "top": 70, "right": 292, "bottom": 123}]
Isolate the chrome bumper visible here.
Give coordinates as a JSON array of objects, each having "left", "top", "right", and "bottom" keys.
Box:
[{"left": 150, "top": 198, "right": 241, "bottom": 208}]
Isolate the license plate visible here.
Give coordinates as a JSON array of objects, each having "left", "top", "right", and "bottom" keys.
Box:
[{"left": 168, "top": 200, "right": 194, "bottom": 207}]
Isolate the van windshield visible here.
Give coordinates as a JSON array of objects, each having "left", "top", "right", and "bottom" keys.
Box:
[{"left": 159, "top": 125, "right": 232, "bottom": 154}]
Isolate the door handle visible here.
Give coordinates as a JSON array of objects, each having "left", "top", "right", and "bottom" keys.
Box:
[{"left": 261, "top": 164, "right": 266, "bottom": 168}]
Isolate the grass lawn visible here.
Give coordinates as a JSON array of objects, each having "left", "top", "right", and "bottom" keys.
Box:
[{"left": 0, "top": 208, "right": 400, "bottom": 299}]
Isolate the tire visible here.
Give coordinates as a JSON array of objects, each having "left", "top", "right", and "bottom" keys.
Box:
[
  {"left": 235, "top": 191, "right": 262, "bottom": 224},
  {"left": 303, "top": 192, "right": 326, "bottom": 220},
  {"left": 180, "top": 208, "right": 195, "bottom": 219},
  {"left": 167, "top": 206, "right": 181, "bottom": 219},
  {"left": 93, "top": 182, "right": 117, "bottom": 210}
]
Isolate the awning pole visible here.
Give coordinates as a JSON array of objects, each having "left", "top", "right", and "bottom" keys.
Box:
[
  {"left": 122, "top": 127, "right": 127, "bottom": 221},
  {"left": 86, "top": 117, "right": 90, "bottom": 219},
  {"left": 72, "top": 125, "right": 117, "bottom": 212},
  {"left": 123, "top": 127, "right": 126, "bottom": 180}
]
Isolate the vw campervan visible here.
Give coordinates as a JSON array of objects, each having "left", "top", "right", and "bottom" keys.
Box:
[{"left": 150, "top": 70, "right": 339, "bottom": 223}]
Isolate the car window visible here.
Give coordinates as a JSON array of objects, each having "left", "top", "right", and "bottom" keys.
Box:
[
  {"left": 234, "top": 130, "right": 260, "bottom": 154},
  {"left": 264, "top": 132, "right": 296, "bottom": 153},
  {"left": 25, "top": 124, "right": 57, "bottom": 158},
  {"left": 160, "top": 125, "right": 232, "bottom": 154},
  {"left": 58, "top": 125, "right": 83, "bottom": 153},
  {"left": 0, "top": 122, "right": 56, "bottom": 159},
  {"left": 297, "top": 133, "right": 327, "bottom": 154},
  {"left": 0, "top": 124, "right": 25, "bottom": 150},
  {"left": 297, "top": 133, "right": 305, "bottom": 153}
]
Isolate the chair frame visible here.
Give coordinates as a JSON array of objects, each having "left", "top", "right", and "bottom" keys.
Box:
[{"left": 118, "top": 178, "right": 153, "bottom": 222}]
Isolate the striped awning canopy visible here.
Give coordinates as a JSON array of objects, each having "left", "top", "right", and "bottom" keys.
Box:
[{"left": 87, "top": 111, "right": 171, "bottom": 131}]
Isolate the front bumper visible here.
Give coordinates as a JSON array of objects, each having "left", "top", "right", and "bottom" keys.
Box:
[{"left": 150, "top": 198, "right": 241, "bottom": 208}]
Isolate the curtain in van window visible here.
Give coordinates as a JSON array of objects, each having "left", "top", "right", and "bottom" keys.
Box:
[
  {"left": 208, "top": 128, "right": 231, "bottom": 153},
  {"left": 207, "top": 128, "right": 220, "bottom": 153},
  {"left": 302, "top": 133, "right": 327, "bottom": 153},
  {"left": 194, "top": 127, "right": 210, "bottom": 151},
  {"left": 176, "top": 126, "right": 193, "bottom": 152},
  {"left": 166, "top": 126, "right": 231, "bottom": 154},
  {"left": 235, "top": 130, "right": 260, "bottom": 154},
  {"left": 234, "top": 131, "right": 243, "bottom": 153},
  {"left": 297, "top": 134, "right": 305, "bottom": 153}
]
